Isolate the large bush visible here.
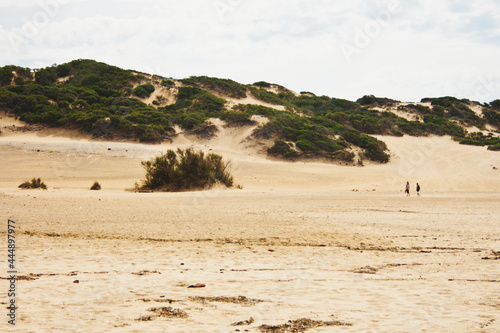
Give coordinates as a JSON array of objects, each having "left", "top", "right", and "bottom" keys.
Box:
[{"left": 139, "top": 148, "right": 234, "bottom": 191}]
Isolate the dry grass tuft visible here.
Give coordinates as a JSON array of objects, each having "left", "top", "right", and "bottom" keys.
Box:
[{"left": 18, "top": 177, "right": 47, "bottom": 190}]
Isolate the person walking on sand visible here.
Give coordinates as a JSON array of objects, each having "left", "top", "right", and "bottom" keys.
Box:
[
  {"left": 405, "top": 181, "right": 410, "bottom": 196},
  {"left": 416, "top": 183, "right": 421, "bottom": 196}
]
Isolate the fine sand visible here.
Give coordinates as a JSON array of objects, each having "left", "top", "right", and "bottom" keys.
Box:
[{"left": 1, "top": 116, "right": 500, "bottom": 332}]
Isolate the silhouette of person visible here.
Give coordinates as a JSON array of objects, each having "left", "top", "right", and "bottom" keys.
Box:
[
  {"left": 405, "top": 181, "right": 410, "bottom": 196},
  {"left": 416, "top": 183, "right": 421, "bottom": 196}
]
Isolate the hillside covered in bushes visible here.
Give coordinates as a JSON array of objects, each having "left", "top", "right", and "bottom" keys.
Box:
[{"left": 1, "top": 59, "right": 499, "bottom": 164}]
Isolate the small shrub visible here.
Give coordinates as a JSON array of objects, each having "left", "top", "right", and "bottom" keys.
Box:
[
  {"left": 357, "top": 95, "right": 399, "bottom": 106},
  {"left": 133, "top": 84, "right": 155, "bottom": 98},
  {"left": 18, "top": 178, "right": 47, "bottom": 190},
  {"left": 139, "top": 148, "right": 234, "bottom": 191},
  {"left": 90, "top": 181, "right": 101, "bottom": 190},
  {"left": 252, "top": 81, "right": 271, "bottom": 88}
]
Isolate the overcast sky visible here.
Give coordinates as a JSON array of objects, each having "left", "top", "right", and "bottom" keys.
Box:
[{"left": 1, "top": 0, "right": 499, "bottom": 103}]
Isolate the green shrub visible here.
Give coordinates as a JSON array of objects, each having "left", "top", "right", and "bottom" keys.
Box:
[
  {"left": 18, "top": 178, "right": 47, "bottom": 190},
  {"left": 232, "top": 104, "right": 278, "bottom": 117},
  {"left": 247, "top": 86, "right": 293, "bottom": 108},
  {"left": 219, "top": 112, "right": 256, "bottom": 126},
  {"left": 252, "top": 81, "right": 271, "bottom": 88},
  {"left": 140, "top": 148, "right": 234, "bottom": 191},
  {"left": 357, "top": 95, "right": 399, "bottom": 106},
  {"left": 90, "top": 181, "right": 101, "bottom": 190},
  {"left": 483, "top": 109, "right": 500, "bottom": 128},
  {"left": 488, "top": 143, "right": 500, "bottom": 151},
  {"left": 398, "top": 104, "right": 432, "bottom": 114},
  {"left": 267, "top": 140, "right": 299, "bottom": 159},
  {"left": 342, "top": 129, "right": 390, "bottom": 163},
  {"left": 133, "top": 84, "right": 155, "bottom": 98},
  {"left": 189, "top": 121, "right": 219, "bottom": 139},
  {"left": 169, "top": 87, "right": 226, "bottom": 118},
  {"left": 182, "top": 76, "right": 247, "bottom": 99},
  {"left": 35, "top": 67, "right": 57, "bottom": 85},
  {"left": 364, "top": 148, "right": 390, "bottom": 163},
  {"left": 489, "top": 99, "right": 500, "bottom": 110},
  {"left": 161, "top": 79, "right": 175, "bottom": 87},
  {"left": 456, "top": 138, "right": 486, "bottom": 146},
  {"left": 0, "top": 66, "right": 14, "bottom": 86}
]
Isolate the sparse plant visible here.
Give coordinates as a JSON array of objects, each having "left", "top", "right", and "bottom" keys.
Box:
[
  {"left": 18, "top": 178, "right": 47, "bottom": 190},
  {"left": 90, "top": 181, "right": 101, "bottom": 190}
]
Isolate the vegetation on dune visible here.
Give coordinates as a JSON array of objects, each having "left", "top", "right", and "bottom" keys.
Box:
[
  {"left": 0, "top": 59, "right": 498, "bottom": 165},
  {"left": 357, "top": 95, "right": 400, "bottom": 107},
  {"left": 162, "top": 86, "right": 226, "bottom": 130},
  {"left": 252, "top": 81, "right": 272, "bottom": 88},
  {"left": 0, "top": 65, "right": 32, "bottom": 86},
  {"left": 219, "top": 111, "right": 257, "bottom": 127},
  {"left": 18, "top": 178, "right": 47, "bottom": 190},
  {"left": 139, "top": 148, "right": 234, "bottom": 192},
  {"left": 247, "top": 86, "right": 294, "bottom": 108},
  {"left": 483, "top": 109, "right": 500, "bottom": 128},
  {"left": 267, "top": 140, "right": 299, "bottom": 159},
  {"left": 133, "top": 84, "right": 155, "bottom": 98},
  {"left": 0, "top": 60, "right": 173, "bottom": 142},
  {"left": 454, "top": 132, "right": 500, "bottom": 148},
  {"left": 420, "top": 96, "right": 484, "bottom": 127},
  {"left": 488, "top": 143, "right": 500, "bottom": 151},
  {"left": 90, "top": 181, "right": 101, "bottom": 190},
  {"left": 181, "top": 76, "right": 247, "bottom": 99},
  {"left": 490, "top": 99, "right": 500, "bottom": 110}
]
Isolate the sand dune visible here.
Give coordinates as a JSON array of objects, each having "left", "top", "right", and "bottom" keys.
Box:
[{"left": 1, "top": 116, "right": 499, "bottom": 332}]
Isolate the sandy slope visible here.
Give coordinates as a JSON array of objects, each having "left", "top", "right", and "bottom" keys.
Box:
[{"left": 1, "top": 116, "right": 500, "bottom": 332}]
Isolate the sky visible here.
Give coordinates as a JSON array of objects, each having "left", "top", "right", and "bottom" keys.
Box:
[{"left": 1, "top": 0, "right": 500, "bottom": 103}]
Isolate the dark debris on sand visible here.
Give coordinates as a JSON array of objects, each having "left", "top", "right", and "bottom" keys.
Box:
[
  {"left": 232, "top": 317, "right": 255, "bottom": 326},
  {"left": 482, "top": 251, "right": 500, "bottom": 260},
  {"left": 259, "top": 318, "right": 352, "bottom": 332},
  {"left": 136, "top": 306, "right": 188, "bottom": 321},
  {"left": 189, "top": 295, "right": 264, "bottom": 306}
]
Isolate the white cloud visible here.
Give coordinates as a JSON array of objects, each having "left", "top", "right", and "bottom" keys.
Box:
[{"left": 1, "top": 0, "right": 500, "bottom": 102}]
